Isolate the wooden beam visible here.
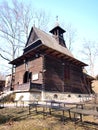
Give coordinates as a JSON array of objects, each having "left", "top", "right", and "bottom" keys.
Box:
[{"left": 45, "top": 49, "right": 54, "bottom": 54}]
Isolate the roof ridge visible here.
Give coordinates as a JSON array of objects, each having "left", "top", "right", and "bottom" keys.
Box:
[{"left": 33, "top": 26, "right": 74, "bottom": 58}]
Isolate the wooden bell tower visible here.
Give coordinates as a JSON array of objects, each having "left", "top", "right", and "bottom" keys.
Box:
[{"left": 49, "top": 19, "right": 66, "bottom": 47}]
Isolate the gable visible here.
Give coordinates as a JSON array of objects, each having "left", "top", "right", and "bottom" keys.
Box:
[
  {"left": 25, "top": 27, "right": 39, "bottom": 47},
  {"left": 32, "top": 27, "right": 74, "bottom": 58}
]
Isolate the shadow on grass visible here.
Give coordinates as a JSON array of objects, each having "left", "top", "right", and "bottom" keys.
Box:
[
  {"left": 78, "top": 121, "right": 98, "bottom": 130},
  {"left": 0, "top": 114, "right": 13, "bottom": 124},
  {"left": 44, "top": 111, "right": 98, "bottom": 130},
  {"left": 69, "top": 118, "right": 98, "bottom": 130},
  {"left": 0, "top": 107, "right": 30, "bottom": 125},
  {"left": 1, "top": 107, "right": 98, "bottom": 130}
]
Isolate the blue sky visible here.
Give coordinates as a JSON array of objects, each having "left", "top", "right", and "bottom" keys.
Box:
[
  {"left": 26, "top": 0, "right": 98, "bottom": 75},
  {"left": 0, "top": 0, "right": 98, "bottom": 75},
  {"left": 0, "top": 0, "right": 97, "bottom": 41},
  {"left": 30, "top": 0, "right": 98, "bottom": 40},
  {"left": 24, "top": 0, "right": 98, "bottom": 75}
]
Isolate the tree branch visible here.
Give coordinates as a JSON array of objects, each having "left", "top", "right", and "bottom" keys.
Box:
[{"left": 0, "top": 53, "right": 10, "bottom": 62}]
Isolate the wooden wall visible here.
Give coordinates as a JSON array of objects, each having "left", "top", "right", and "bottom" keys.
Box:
[
  {"left": 15, "top": 64, "right": 25, "bottom": 85},
  {"left": 44, "top": 55, "right": 64, "bottom": 92},
  {"left": 14, "top": 54, "right": 91, "bottom": 94},
  {"left": 15, "top": 56, "right": 43, "bottom": 85},
  {"left": 69, "top": 64, "right": 85, "bottom": 93},
  {"left": 44, "top": 55, "right": 90, "bottom": 94}
]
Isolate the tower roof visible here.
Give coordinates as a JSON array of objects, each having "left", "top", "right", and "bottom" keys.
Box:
[{"left": 49, "top": 25, "right": 66, "bottom": 34}]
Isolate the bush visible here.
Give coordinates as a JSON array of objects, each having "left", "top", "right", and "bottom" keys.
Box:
[{"left": 3, "top": 93, "right": 15, "bottom": 103}]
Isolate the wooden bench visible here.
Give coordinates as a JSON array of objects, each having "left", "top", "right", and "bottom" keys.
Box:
[
  {"left": 29, "top": 101, "right": 71, "bottom": 123},
  {"left": 70, "top": 108, "right": 98, "bottom": 122}
]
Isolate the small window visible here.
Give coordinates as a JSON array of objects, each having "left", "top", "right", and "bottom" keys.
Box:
[
  {"left": 54, "top": 94, "right": 58, "bottom": 99},
  {"left": 68, "top": 94, "right": 71, "bottom": 97},
  {"left": 78, "top": 95, "right": 81, "bottom": 98}
]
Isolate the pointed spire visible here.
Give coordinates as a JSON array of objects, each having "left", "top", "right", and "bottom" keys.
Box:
[
  {"left": 56, "top": 16, "right": 58, "bottom": 21},
  {"left": 33, "top": 20, "right": 35, "bottom": 27},
  {"left": 55, "top": 16, "right": 59, "bottom": 26}
]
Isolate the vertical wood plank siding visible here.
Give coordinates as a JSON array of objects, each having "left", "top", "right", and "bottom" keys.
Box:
[
  {"left": 44, "top": 55, "right": 64, "bottom": 92},
  {"left": 14, "top": 54, "right": 91, "bottom": 94},
  {"left": 44, "top": 55, "right": 90, "bottom": 94}
]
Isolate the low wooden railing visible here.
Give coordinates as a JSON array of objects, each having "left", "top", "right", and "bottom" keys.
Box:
[
  {"left": 14, "top": 82, "right": 30, "bottom": 91},
  {"left": 30, "top": 83, "right": 42, "bottom": 90},
  {"left": 13, "top": 82, "right": 42, "bottom": 91}
]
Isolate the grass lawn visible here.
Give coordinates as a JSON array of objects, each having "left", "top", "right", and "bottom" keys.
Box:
[{"left": 0, "top": 107, "right": 98, "bottom": 130}]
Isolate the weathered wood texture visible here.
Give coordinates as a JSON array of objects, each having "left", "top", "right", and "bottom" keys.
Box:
[
  {"left": 15, "top": 64, "right": 25, "bottom": 85},
  {"left": 14, "top": 54, "right": 91, "bottom": 94},
  {"left": 44, "top": 55, "right": 90, "bottom": 93},
  {"left": 44, "top": 55, "right": 64, "bottom": 92},
  {"left": 15, "top": 56, "right": 43, "bottom": 85}
]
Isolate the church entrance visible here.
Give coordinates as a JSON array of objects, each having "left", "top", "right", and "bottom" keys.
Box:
[{"left": 23, "top": 71, "right": 29, "bottom": 83}]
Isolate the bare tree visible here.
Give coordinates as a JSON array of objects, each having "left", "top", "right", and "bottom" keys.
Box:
[
  {"left": 0, "top": 0, "right": 50, "bottom": 71},
  {"left": 0, "top": 0, "right": 50, "bottom": 88},
  {"left": 34, "top": 9, "right": 50, "bottom": 31},
  {"left": 64, "top": 24, "right": 77, "bottom": 51},
  {"left": 0, "top": 0, "right": 31, "bottom": 62},
  {"left": 81, "top": 40, "right": 98, "bottom": 76}
]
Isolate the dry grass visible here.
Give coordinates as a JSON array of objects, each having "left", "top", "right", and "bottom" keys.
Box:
[{"left": 0, "top": 107, "right": 98, "bottom": 130}]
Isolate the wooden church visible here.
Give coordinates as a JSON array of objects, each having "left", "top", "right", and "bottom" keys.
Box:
[{"left": 9, "top": 23, "right": 94, "bottom": 100}]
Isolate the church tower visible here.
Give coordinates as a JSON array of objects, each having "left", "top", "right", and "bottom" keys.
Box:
[{"left": 49, "top": 18, "right": 66, "bottom": 47}]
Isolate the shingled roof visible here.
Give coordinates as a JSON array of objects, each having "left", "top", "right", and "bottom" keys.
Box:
[
  {"left": 10, "top": 26, "right": 87, "bottom": 67},
  {"left": 25, "top": 26, "right": 74, "bottom": 58}
]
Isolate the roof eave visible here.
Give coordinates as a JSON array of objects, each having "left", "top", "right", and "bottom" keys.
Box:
[{"left": 9, "top": 40, "right": 42, "bottom": 65}]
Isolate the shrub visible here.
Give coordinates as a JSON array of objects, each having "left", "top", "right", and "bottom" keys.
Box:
[{"left": 3, "top": 93, "right": 15, "bottom": 103}]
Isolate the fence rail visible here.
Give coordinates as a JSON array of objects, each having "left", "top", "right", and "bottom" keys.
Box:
[
  {"left": 13, "top": 82, "right": 42, "bottom": 91},
  {"left": 14, "top": 82, "right": 30, "bottom": 91}
]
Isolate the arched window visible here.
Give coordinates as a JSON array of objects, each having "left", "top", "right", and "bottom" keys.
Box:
[
  {"left": 23, "top": 71, "right": 29, "bottom": 83},
  {"left": 54, "top": 94, "right": 58, "bottom": 99}
]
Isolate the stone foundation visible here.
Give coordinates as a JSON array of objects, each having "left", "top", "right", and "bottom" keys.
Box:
[
  {"left": 44, "top": 91, "right": 93, "bottom": 102},
  {"left": 15, "top": 91, "right": 41, "bottom": 101},
  {"left": 14, "top": 91, "right": 93, "bottom": 103}
]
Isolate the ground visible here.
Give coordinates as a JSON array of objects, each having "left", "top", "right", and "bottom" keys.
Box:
[{"left": 0, "top": 107, "right": 98, "bottom": 130}]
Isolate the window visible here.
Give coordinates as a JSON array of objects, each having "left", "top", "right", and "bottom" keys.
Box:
[{"left": 23, "top": 71, "right": 29, "bottom": 83}]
